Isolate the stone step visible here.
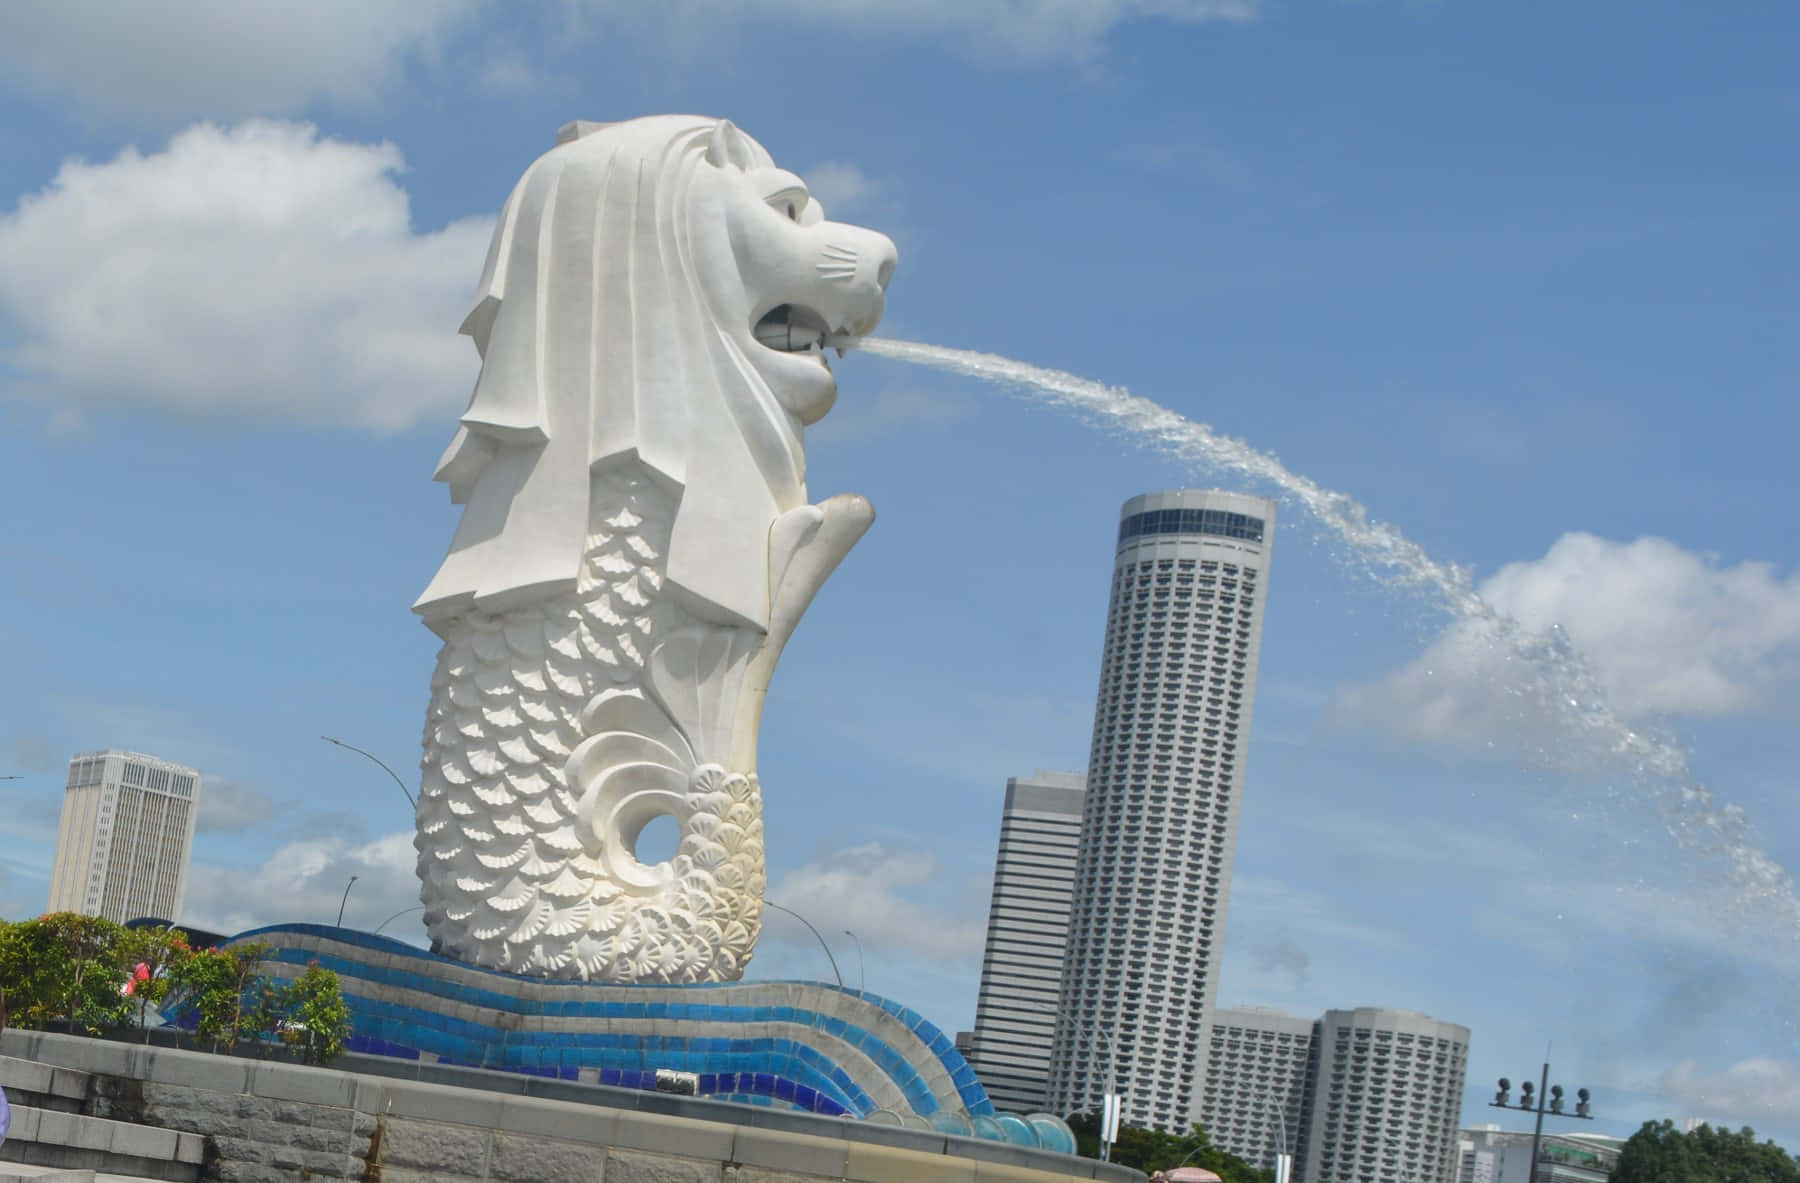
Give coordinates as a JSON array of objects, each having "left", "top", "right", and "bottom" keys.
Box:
[
  {"left": 1, "top": 1165, "right": 170, "bottom": 1182},
  {"left": 0, "top": 1168, "right": 176, "bottom": 1183},
  {"left": 0, "top": 1055, "right": 91, "bottom": 1113},
  {"left": 0, "top": 1104, "right": 202, "bottom": 1183},
  {"left": 0, "top": 1168, "right": 96, "bottom": 1182}
]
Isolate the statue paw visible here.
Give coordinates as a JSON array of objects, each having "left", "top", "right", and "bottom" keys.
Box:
[{"left": 767, "top": 495, "right": 874, "bottom": 647}]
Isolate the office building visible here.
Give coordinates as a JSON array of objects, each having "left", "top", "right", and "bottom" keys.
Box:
[
  {"left": 1197, "top": 1007, "right": 1315, "bottom": 1171},
  {"left": 1297, "top": 1008, "right": 1470, "bottom": 1183},
  {"left": 47, "top": 749, "right": 201, "bottom": 923},
  {"left": 1454, "top": 1126, "right": 1622, "bottom": 1183},
  {"left": 965, "top": 770, "right": 1086, "bottom": 1113},
  {"left": 1047, "top": 489, "right": 1277, "bottom": 1133}
]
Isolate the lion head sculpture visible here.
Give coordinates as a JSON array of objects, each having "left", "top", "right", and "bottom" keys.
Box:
[{"left": 416, "top": 115, "right": 898, "bottom": 633}]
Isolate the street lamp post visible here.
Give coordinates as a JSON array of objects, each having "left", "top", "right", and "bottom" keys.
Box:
[
  {"left": 374, "top": 905, "right": 424, "bottom": 935},
  {"left": 1094, "top": 1027, "right": 1121, "bottom": 1164},
  {"left": 1271, "top": 1100, "right": 1294, "bottom": 1183},
  {"left": 1491, "top": 1060, "right": 1593, "bottom": 1183},
  {"left": 321, "top": 736, "right": 417, "bottom": 810},
  {"left": 842, "top": 929, "right": 865, "bottom": 994},
  {"left": 335, "top": 875, "right": 359, "bottom": 928},
  {"left": 764, "top": 900, "right": 843, "bottom": 988}
]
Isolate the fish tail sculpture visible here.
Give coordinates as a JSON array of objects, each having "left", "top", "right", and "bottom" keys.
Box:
[{"left": 412, "top": 116, "right": 896, "bottom": 981}]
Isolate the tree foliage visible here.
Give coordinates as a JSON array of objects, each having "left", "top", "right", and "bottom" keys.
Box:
[
  {"left": 277, "top": 962, "right": 352, "bottom": 1065},
  {"left": 171, "top": 941, "right": 276, "bottom": 1051},
  {"left": 1067, "top": 1113, "right": 1274, "bottom": 1183},
  {"left": 118, "top": 924, "right": 191, "bottom": 1040},
  {"left": 1614, "top": 1121, "right": 1800, "bottom": 1183},
  {"left": 0, "top": 912, "right": 131, "bottom": 1033},
  {"left": 0, "top": 917, "right": 351, "bottom": 1065}
]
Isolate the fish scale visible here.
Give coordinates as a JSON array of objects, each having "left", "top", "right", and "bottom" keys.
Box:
[{"left": 415, "top": 468, "right": 765, "bottom": 981}]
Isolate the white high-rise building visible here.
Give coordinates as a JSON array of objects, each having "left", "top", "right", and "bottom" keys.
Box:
[
  {"left": 966, "top": 770, "right": 1086, "bottom": 1113},
  {"left": 1198, "top": 1007, "right": 1316, "bottom": 1171},
  {"left": 47, "top": 750, "right": 201, "bottom": 924},
  {"left": 1047, "top": 489, "right": 1277, "bottom": 1133},
  {"left": 1297, "top": 1009, "right": 1470, "bottom": 1183}
]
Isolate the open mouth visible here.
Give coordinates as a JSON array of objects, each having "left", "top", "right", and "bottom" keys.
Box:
[{"left": 752, "top": 304, "right": 841, "bottom": 366}]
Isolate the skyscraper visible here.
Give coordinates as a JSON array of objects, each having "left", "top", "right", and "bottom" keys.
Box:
[
  {"left": 1297, "top": 1009, "right": 1470, "bottom": 1183},
  {"left": 1198, "top": 1007, "right": 1316, "bottom": 1171},
  {"left": 47, "top": 749, "right": 201, "bottom": 923},
  {"left": 1047, "top": 489, "right": 1277, "bottom": 1133},
  {"left": 966, "top": 770, "right": 1086, "bottom": 1113}
]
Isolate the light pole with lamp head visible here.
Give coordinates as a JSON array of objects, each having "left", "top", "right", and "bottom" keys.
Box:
[
  {"left": 321, "top": 737, "right": 416, "bottom": 810},
  {"left": 1093, "top": 1026, "right": 1121, "bottom": 1163},
  {"left": 374, "top": 905, "right": 424, "bottom": 935},
  {"left": 1270, "top": 1100, "right": 1294, "bottom": 1183},
  {"left": 842, "top": 930, "right": 865, "bottom": 994},
  {"left": 764, "top": 900, "right": 843, "bottom": 988},
  {"left": 1491, "top": 1052, "right": 1594, "bottom": 1183},
  {"left": 335, "top": 875, "right": 359, "bottom": 928}
]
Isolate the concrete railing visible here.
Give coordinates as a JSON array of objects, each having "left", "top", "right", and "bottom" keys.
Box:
[{"left": 1, "top": 1030, "right": 1144, "bottom": 1183}]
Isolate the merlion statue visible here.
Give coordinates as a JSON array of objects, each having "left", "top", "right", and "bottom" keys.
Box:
[{"left": 412, "top": 116, "right": 897, "bottom": 981}]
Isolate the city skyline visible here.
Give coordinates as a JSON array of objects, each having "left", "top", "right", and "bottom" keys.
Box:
[{"left": 2, "top": 0, "right": 1798, "bottom": 1147}]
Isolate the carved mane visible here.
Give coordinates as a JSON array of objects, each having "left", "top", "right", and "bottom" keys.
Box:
[{"left": 415, "top": 116, "right": 806, "bottom": 633}]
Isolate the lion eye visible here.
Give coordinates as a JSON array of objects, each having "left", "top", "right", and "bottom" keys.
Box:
[{"left": 766, "top": 187, "right": 808, "bottom": 223}]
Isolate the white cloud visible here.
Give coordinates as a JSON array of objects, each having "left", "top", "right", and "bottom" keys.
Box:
[
  {"left": 0, "top": 0, "right": 481, "bottom": 124},
  {"left": 476, "top": 46, "right": 575, "bottom": 99},
  {"left": 0, "top": 1, "right": 1253, "bottom": 124},
  {"left": 804, "top": 163, "right": 883, "bottom": 221},
  {"left": 765, "top": 843, "right": 988, "bottom": 965},
  {"left": 579, "top": 0, "right": 1256, "bottom": 61},
  {"left": 1334, "top": 533, "right": 1800, "bottom": 751},
  {"left": 193, "top": 779, "right": 284, "bottom": 835},
  {"left": 1661, "top": 1057, "right": 1800, "bottom": 1127},
  {"left": 0, "top": 121, "right": 489, "bottom": 432},
  {"left": 181, "top": 829, "right": 420, "bottom": 938}
]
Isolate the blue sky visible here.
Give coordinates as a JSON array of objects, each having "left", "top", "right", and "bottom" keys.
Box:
[{"left": 3, "top": 0, "right": 1798, "bottom": 1145}]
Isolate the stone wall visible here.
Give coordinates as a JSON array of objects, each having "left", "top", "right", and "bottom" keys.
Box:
[{"left": 1, "top": 1031, "right": 1143, "bottom": 1183}]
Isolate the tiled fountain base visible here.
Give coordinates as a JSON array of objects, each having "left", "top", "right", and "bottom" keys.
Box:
[{"left": 212, "top": 924, "right": 1072, "bottom": 1153}]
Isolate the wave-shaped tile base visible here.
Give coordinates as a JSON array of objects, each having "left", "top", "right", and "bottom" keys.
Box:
[{"left": 208, "top": 924, "right": 1055, "bottom": 1144}]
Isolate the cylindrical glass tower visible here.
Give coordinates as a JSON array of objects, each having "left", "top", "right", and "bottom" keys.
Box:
[{"left": 1046, "top": 489, "right": 1277, "bottom": 1133}]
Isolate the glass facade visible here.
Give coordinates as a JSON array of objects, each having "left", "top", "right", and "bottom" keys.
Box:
[{"left": 1118, "top": 508, "right": 1266, "bottom": 545}]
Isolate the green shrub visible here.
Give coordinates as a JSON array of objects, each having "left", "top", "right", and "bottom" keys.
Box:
[
  {"left": 0, "top": 913, "right": 131, "bottom": 1034},
  {"left": 277, "top": 962, "right": 352, "bottom": 1065},
  {"left": 171, "top": 941, "right": 274, "bottom": 1052}
]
